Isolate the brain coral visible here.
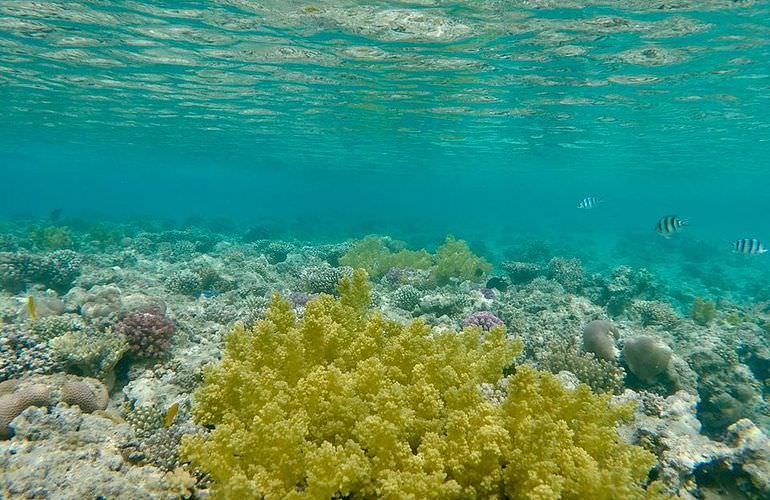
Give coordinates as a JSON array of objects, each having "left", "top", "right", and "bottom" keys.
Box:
[
  {"left": 0, "top": 384, "right": 52, "bottom": 439},
  {"left": 61, "top": 378, "right": 109, "bottom": 413},
  {"left": 182, "top": 269, "right": 658, "bottom": 499}
]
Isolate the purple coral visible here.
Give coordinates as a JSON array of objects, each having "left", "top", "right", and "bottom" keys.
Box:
[
  {"left": 479, "top": 287, "right": 495, "bottom": 300},
  {"left": 385, "top": 267, "right": 406, "bottom": 284},
  {"left": 463, "top": 311, "right": 503, "bottom": 331},
  {"left": 290, "top": 291, "right": 312, "bottom": 308},
  {"left": 116, "top": 312, "right": 176, "bottom": 358}
]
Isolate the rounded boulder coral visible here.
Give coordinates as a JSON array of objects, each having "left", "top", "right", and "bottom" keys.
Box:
[
  {"left": 583, "top": 320, "right": 618, "bottom": 362},
  {"left": 116, "top": 311, "right": 176, "bottom": 359},
  {"left": 623, "top": 335, "right": 672, "bottom": 382}
]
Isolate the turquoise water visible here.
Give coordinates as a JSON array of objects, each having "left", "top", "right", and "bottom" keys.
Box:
[{"left": 2, "top": 1, "right": 769, "bottom": 236}]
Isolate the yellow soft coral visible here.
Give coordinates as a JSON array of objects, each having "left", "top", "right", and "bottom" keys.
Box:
[
  {"left": 339, "top": 235, "right": 491, "bottom": 285},
  {"left": 431, "top": 235, "right": 492, "bottom": 285},
  {"left": 182, "top": 269, "right": 659, "bottom": 499},
  {"left": 339, "top": 236, "right": 433, "bottom": 279}
]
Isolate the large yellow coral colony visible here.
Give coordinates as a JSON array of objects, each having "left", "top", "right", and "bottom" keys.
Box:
[{"left": 182, "top": 270, "right": 658, "bottom": 499}]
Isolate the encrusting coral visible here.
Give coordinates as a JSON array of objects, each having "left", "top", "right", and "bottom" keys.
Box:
[{"left": 182, "top": 270, "right": 659, "bottom": 499}]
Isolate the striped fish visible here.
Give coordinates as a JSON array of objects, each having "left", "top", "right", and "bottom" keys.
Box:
[
  {"left": 577, "top": 196, "right": 600, "bottom": 209},
  {"left": 656, "top": 215, "right": 687, "bottom": 238},
  {"left": 732, "top": 238, "right": 768, "bottom": 255}
]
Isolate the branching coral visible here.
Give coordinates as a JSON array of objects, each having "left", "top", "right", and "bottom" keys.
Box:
[
  {"left": 182, "top": 270, "right": 658, "bottom": 499},
  {"left": 538, "top": 337, "right": 626, "bottom": 395},
  {"left": 630, "top": 300, "right": 680, "bottom": 328},
  {"left": 116, "top": 312, "right": 176, "bottom": 359},
  {"left": 302, "top": 265, "right": 353, "bottom": 295},
  {"left": 546, "top": 257, "right": 584, "bottom": 293},
  {"left": 463, "top": 311, "right": 504, "bottom": 331}
]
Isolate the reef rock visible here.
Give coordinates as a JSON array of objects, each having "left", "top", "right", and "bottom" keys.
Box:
[
  {"left": 615, "top": 390, "right": 770, "bottom": 498},
  {"left": 0, "top": 404, "right": 195, "bottom": 499}
]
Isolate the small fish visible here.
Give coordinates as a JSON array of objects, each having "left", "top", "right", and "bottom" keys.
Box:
[
  {"left": 26, "top": 296, "right": 37, "bottom": 321},
  {"left": 163, "top": 402, "right": 179, "bottom": 428},
  {"left": 656, "top": 215, "right": 687, "bottom": 238},
  {"left": 49, "top": 208, "right": 63, "bottom": 223},
  {"left": 732, "top": 238, "right": 768, "bottom": 255},
  {"left": 577, "top": 196, "right": 601, "bottom": 209}
]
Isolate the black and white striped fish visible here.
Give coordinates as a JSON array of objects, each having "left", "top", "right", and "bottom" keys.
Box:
[
  {"left": 577, "top": 196, "right": 601, "bottom": 209},
  {"left": 656, "top": 215, "right": 687, "bottom": 238},
  {"left": 732, "top": 238, "right": 768, "bottom": 255}
]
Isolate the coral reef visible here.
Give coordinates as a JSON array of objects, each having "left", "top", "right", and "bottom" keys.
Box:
[
  {"left": 61, "top": 378, "right": 109, "bottom": 413},
  {"left": 339, "top": 235, "right": 432, "bottom": 279},
  {"left": 28, "top": 225, "right": 74, "bottom": 251},
  {"left": 588, "top": 266, "right": 662, "bottom": 316},
  {"left": 629, "top": 300, "right": 680, "bottom": 328},
  {"left": 616, "top": 389, "right": 770, "bottom": 498},
  {"left": 0, "top": 404, "right": 196, "bottom": 499},
  {"left": 76, "top": 284, "right": 123, "bottom": 323},
  {"left": 122, "top": 401, "right": 203, "bottom": 471},
  {"left": 537, "top": 336, "right": 626, "bottom": 394},
  {"left": 340, "top": 235, "right": 491, "bottom": 285},
  {"left": 0, "top": 221, "right": 767, "bottom": 497},
  {"left": 546, "top": 257, "right": 584, "bottom": 293},
  {"left": 0, "top": 375, "right": 107, "bottom": 439},
  {"left": 391, "top": 284, "right": 422, "bottom": 311},
  {"left": 28, "top": 313, "right": 84, "bottom": 340},
  {"left": 501, "top": 261, "right": 542, "bottom": 284},
  {"left": 164, "top": 270, "right": 203, "bottom": 296},
  {"left": 0, "top": 250, "right": 81, "bottom": 293},
  {"left": 181, "top": 270, "right": 657, "bottom": 498},
  {"left": 50, "top": 329, "right": 128, "bottom": 382},
  {"left": 430, "top": 235, "right": 491, "bottom": 285}
]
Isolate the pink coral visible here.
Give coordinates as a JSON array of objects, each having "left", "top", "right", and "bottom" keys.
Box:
[
  {"left": 116, "top": 312, "right": 176, "bottom": 358},
  {"left": 463, "top": 311, "right": 503, "bottom": 331}
]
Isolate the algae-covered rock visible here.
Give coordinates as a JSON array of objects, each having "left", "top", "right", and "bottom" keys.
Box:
[
  {"left": 0, "top": 404, "right": 196, "bottom": 499},
  {"left": 616, "top": 390, "right": 770, "bottom": 499}
]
